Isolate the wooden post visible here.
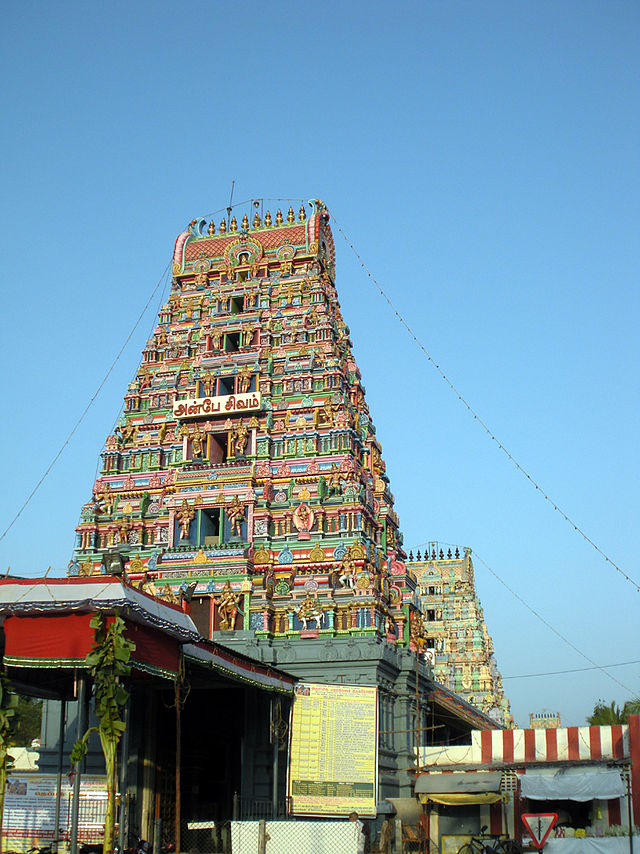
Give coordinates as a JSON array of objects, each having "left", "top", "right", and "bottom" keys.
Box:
[
  {"left": 140, "top": 691, "right": 157, "bottom": 841},
  {"left": 258, "top": 820, "right": 270, "bottom": 854},
  {"left": 393, "top": 819, "right": 403, "bottom": 854}
]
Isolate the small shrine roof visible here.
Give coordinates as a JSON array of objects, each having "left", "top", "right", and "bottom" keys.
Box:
[{"left": 430, "top": 683, "right": 503, "bottom": 731}]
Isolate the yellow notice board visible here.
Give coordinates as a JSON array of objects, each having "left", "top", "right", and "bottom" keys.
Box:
[{"left": 288, "top": 682, "right": 378, "bottom": 817}]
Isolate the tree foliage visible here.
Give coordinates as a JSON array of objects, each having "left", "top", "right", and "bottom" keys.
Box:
[
  {"left": 11, "top": 697, "right": 43, "bottom": 746},
  {"left": 623, "top": 698, "right": 640, "bottom": 718},
  {"left": 71, "top": 611, "right": 135, "bottom": 854},
  {"left": 587, "top": 698, "right": 640, "bottom": 725}
]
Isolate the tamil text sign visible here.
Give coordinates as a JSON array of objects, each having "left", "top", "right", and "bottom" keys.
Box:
[
  {"left": 173, "top": 392, "right": 261, "bottom": 419},
  {"left": 288, "top": 683, "right": 378, "bottom": 817},
  {"left": 1, "top": 774, "right": 108, "bottom": 851}
]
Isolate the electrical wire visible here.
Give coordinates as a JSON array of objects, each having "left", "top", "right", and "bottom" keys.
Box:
[
  {"left": 331, "top": 212, "right": 639, "bottom": 595},
  {"left": 201, "top": 197, "right": 309, "bottom": 222},
  {"left": 503, "top": 660, "right": 640, "bottom": 680},
  {"left": 473, "top": 550, "right": 635, "bottom": 695},
  {"left": 410, "top": 538, "right": 639, "bottom": 690},
  {"left": 77, "top": 263, "right": 173, "bottom": 560},
  {"left": 0, "top": 259, "right": 172, "bottom": 548}
]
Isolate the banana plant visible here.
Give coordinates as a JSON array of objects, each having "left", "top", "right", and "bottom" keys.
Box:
[{"left": 71, "top": 612, "right": 135, "bottom": 854}]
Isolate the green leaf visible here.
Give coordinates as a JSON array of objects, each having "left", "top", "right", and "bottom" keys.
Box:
[
  {"left": 115, "top": 686, "right": 129, "bottom": 706},
  {"left": 69, "top": 727, "right": 98, "bottom": 766}
]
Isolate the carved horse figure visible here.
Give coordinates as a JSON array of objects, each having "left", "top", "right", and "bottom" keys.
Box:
[{"left": 297, "top": 595, "right": 324, "bottom": 630}]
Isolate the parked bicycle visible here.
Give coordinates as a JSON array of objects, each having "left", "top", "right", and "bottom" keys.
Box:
[{"left": 457, "top": 825, "right": 522, "bottom": 854}]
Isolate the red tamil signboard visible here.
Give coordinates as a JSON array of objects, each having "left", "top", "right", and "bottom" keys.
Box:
[{"left": 521, "top": 813, "right": 558, "bottom": 850}]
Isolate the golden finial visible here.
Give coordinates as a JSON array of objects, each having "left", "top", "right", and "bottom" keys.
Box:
[
  {"left": 242, "top": 214, "right": 249, "bottom": 230},
  {"left": 230, "top": 216, "right": 238, "bottom": 232},
  {"left": 264, "top": 210, "right": 272, "bottom": 227},
  {"left": 208, "top": 220, "right": 215, "bottom": 235},
  {"left": 287, "top": 206, "right": 295, "bottom": 223},
  {"left": 253, "top": 212, "right": 261, "bottom": 228},
  {"left": 276, "top": 209, "right": 283, "bottom": 226},
  {"left": 219, "top": 218, "right": 227, "bottom": 233},
  {"left": 298, "top": 204, "right": 306, "bottom": 222}
]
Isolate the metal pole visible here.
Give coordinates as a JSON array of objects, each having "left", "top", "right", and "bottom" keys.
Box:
[
  {"left": 154, "top": 818, "right": 162, "bottom": 854},
  {"left": 118, "top": 695, "right": 131, "bottom": 854},
  {"left": 627, "top": 770, "right": 633, "bottom": 854},
  {"left": 175, "top": 679, "right": 181, "bottom": 854},
  {"left": 415, "top": 648, "right": 421, "bottom": 770},
  {"left": 271, "top": 696, "right": 279, "bottom": 819},
  {"left": 52, "top": 699, "right": 66, "bottom": 854},
  {"left": 70, "top": 675, "right": 87, "bottom": 854}
]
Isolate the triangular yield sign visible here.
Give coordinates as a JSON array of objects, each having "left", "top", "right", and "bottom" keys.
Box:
[{"left": 521, "top": 813, "right": 558, "bottom": 849}]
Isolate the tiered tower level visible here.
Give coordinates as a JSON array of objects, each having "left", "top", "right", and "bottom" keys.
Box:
[
  {"left": 72, "top": 201, "right": 424, "bottom": 649},
  {"left": 407, "top": 546, "right": 513, "bottom": 726}
]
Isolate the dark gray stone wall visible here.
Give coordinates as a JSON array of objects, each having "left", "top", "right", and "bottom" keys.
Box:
[{"left": 214, "top": 633, "right": 435, "bottom": 801}]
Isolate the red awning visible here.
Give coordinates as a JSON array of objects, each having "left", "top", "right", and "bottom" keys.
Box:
[{"left": 3, "top": 612, "right": 180, "bottom": 678}]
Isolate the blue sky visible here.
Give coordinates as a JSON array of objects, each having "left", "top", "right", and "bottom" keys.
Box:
[{"left": 1, "top": 1, "right": 638, "bottom": 727}]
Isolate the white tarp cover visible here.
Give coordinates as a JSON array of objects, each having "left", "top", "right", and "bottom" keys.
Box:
[
  {"left": 520, "top": 769, "right": 625, "bottom": 801},
  {"left": 546, "top": 838, "right": 640, "bottom": 854},
  {"left": 231, "top": 820, "right": 363, "bottom": 854}
]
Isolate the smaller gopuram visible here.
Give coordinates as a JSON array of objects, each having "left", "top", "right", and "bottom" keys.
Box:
[
  {"left": 530, "top": 710, "right": 562, "bottom": 729},
  {"left": 407, "top": 544, "right": 513, "bottom": 727}
]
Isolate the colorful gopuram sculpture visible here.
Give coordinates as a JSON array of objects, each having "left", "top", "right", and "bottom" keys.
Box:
[
  {"left": 71, "top": 201, "right": 423, "bottom": 649},
  {"left": 407, "top": 545, "right": 513, "bottom": 726}
]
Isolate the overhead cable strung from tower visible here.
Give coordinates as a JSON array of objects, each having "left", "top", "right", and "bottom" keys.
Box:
[
  {"left": 502, "top": 659, "right": 640, "bottom": 680},
  {"left": 471, "top": 550, "right": 634, "bottom": 695},
  {"left": 331, "top": 212, "right": 639, "bottom": 595},
  {"left": 0, "top": 259, "right": 173, "bottom": 547}
]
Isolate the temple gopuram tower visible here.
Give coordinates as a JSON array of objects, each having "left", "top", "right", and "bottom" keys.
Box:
[
  {"left": 71, "top": 200, "right": 497, "bottom": 800},
  {"left": 407, "top": 545, "right": 513, "bottom": 726},
  {"left": 72, "top": 201, "right": 412, "bottom": 637}
]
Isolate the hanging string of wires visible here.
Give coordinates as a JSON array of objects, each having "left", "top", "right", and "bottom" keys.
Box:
[
  {"left": 502, "top": 659, "right": 640, "bottom": 680},
  {"left": 200, "top": 197, "right": 309, "bottom": 222},
  {"left": 472, "top": 549, "right": 635, "bottom": 695},
  {"left": 412, "top": 539, "right": 639, "bottom": 689},
  {"left": 80, "top": 267, "right": 173, "bottom": 559},
  {"left": 93, "top": 264, "right": 173, "bottom": 479},
  {"left": 331, "top": 212, "right": 639, "bottom": 595},
  {"left": 0, "top": 259, "right": 173, "bottom": 546}
]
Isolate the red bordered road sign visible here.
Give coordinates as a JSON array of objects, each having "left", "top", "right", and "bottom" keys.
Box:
[{"left": 521, "top": 814, "right": 558, "bottom": 849}]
